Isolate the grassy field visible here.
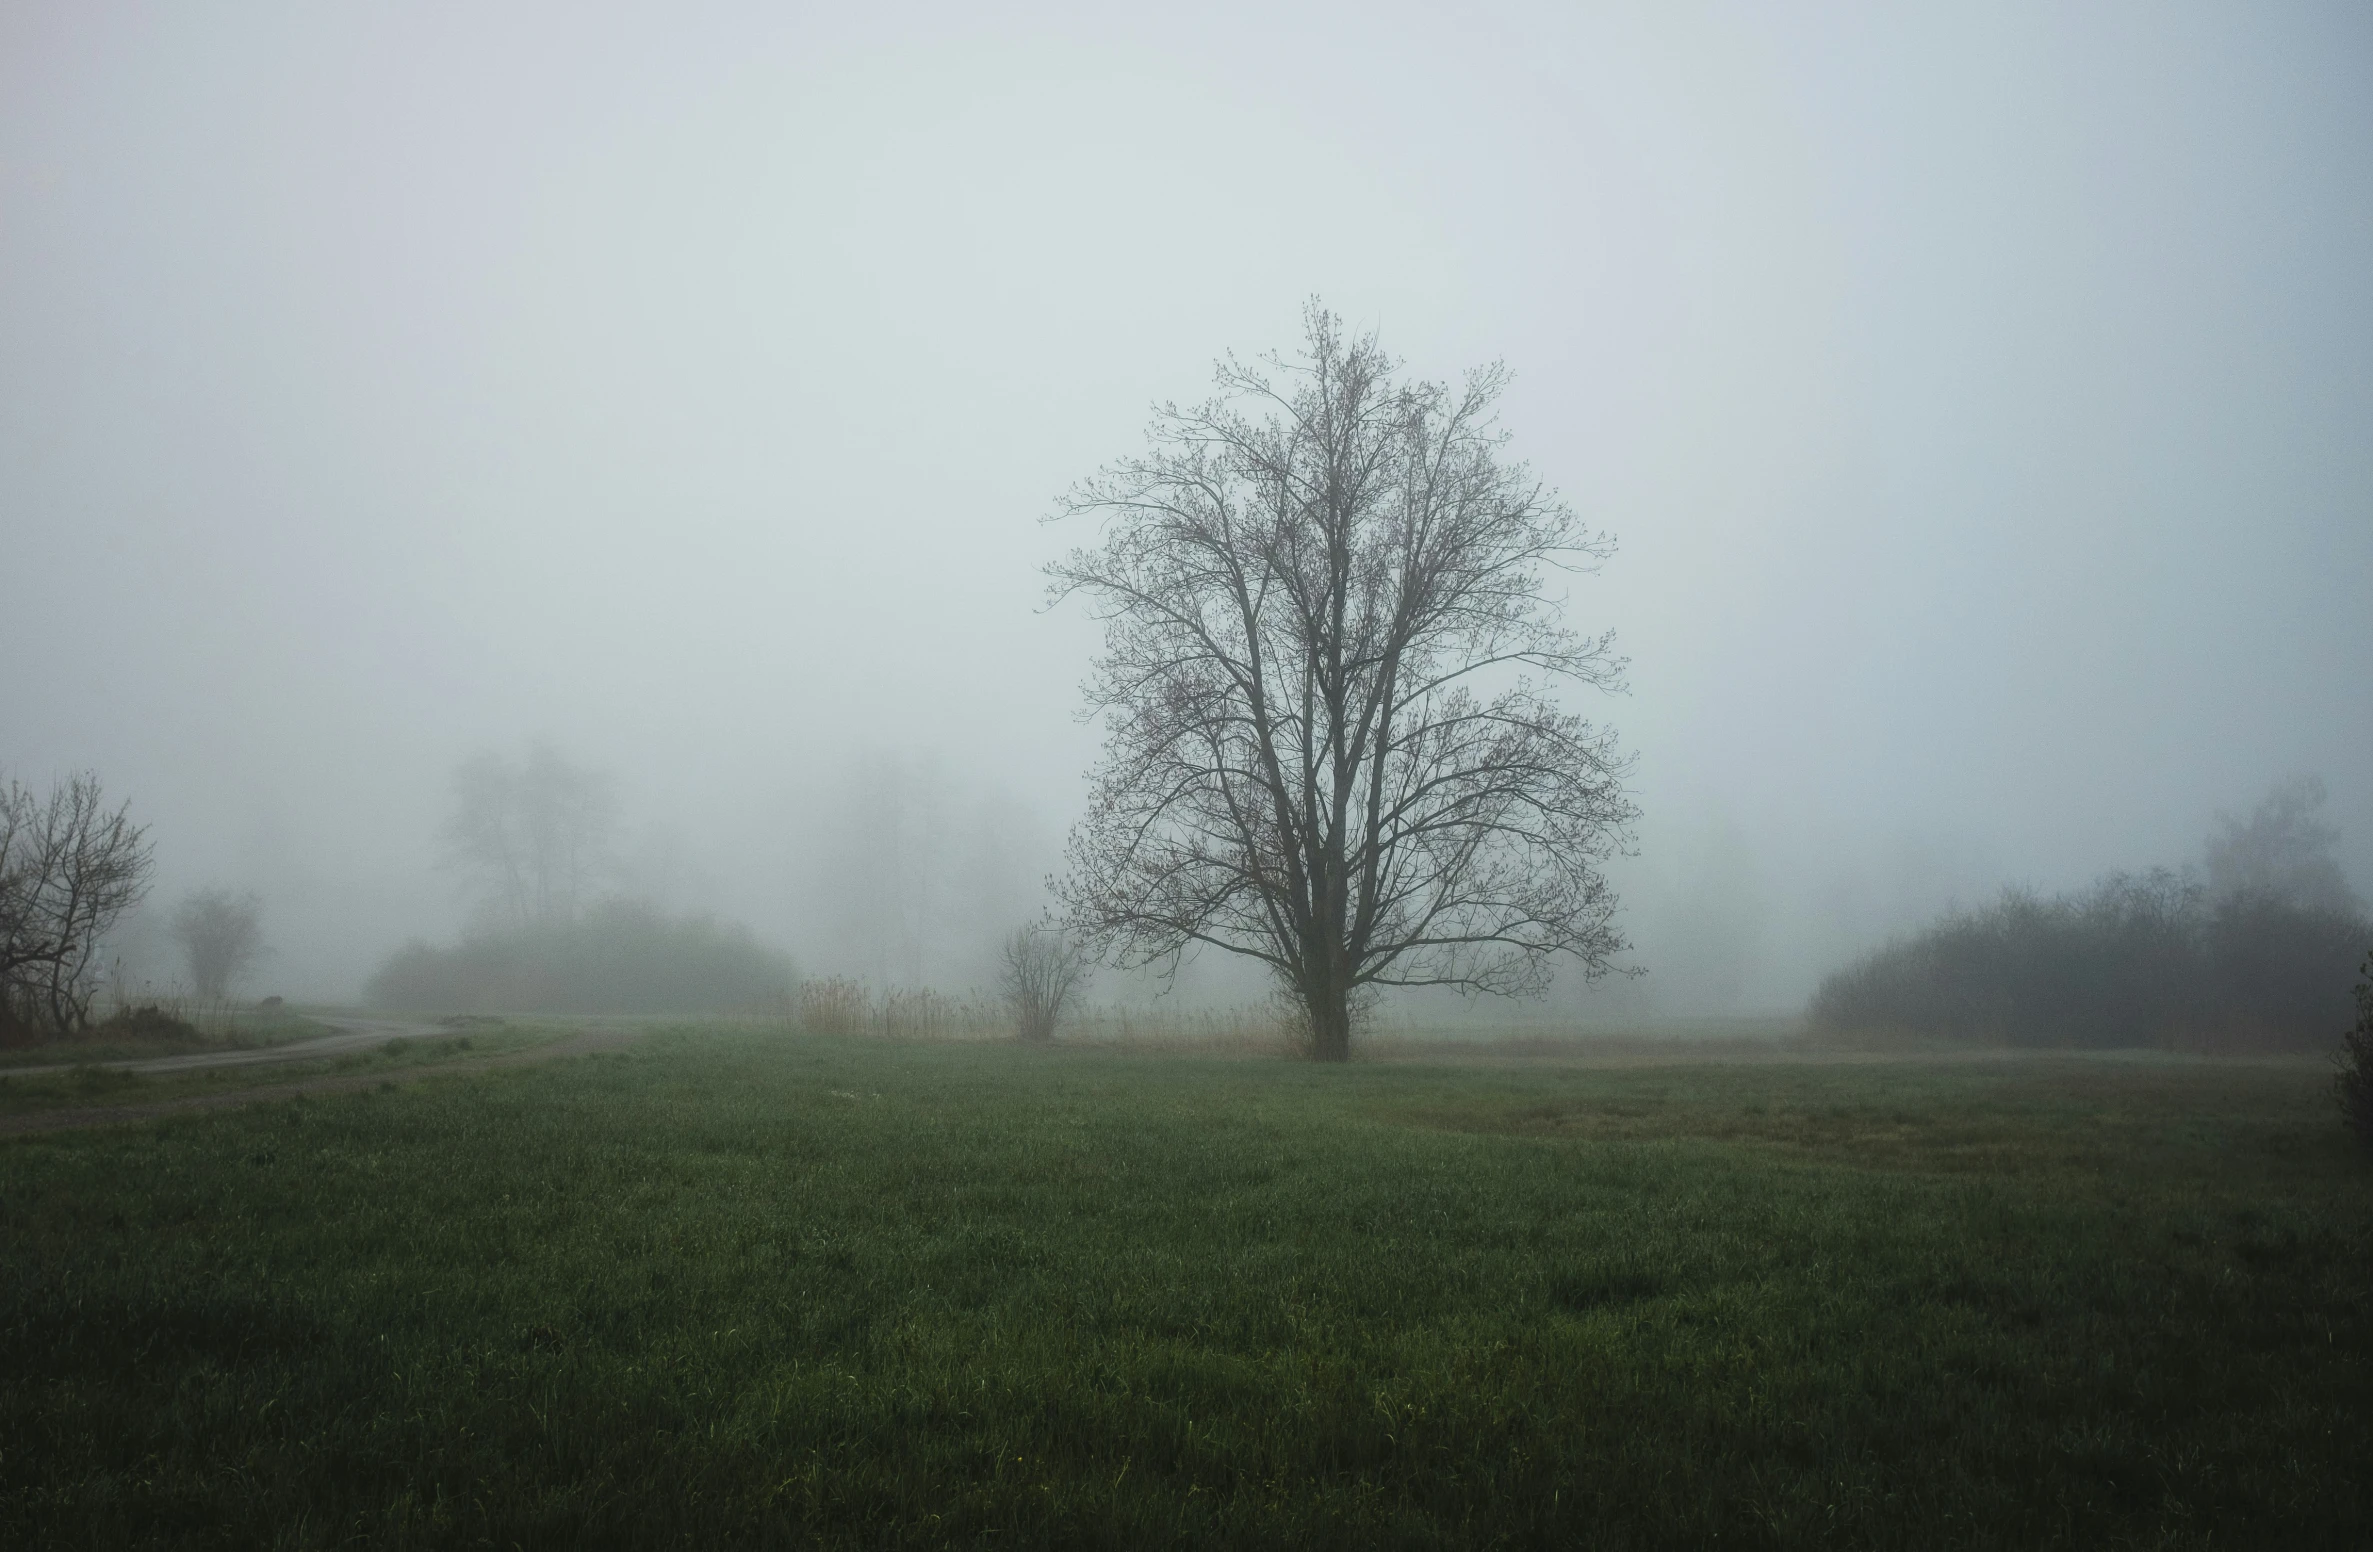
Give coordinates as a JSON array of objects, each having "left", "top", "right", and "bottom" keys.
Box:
[{"left": 1, "top": 1029, "right": 2367, "bottom": 1548}]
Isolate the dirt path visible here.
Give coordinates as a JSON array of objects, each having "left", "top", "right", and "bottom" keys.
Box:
[
  {"left": 0, "top": 1027, "right": 644, "bottom": 1138},
  {"left": 0, "top": 1015, "right": 508, "bottom": 1080}
]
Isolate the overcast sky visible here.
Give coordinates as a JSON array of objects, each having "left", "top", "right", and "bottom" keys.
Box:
[{"left": 5, "top": 1, "right": 2369, "bottom": 1009}]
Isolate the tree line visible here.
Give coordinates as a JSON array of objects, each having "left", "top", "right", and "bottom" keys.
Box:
[{"left": 1810, "top": 777, "right": 2369, "bottom": 1050}]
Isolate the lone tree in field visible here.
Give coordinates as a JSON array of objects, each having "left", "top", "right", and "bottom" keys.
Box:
[
  {"left": 1050, "top": 305, "right": 1637, "bottom": 1061},
  {"left": 999, "top": 924, "right": 1092, "bottom": 1043},
  {"left": 171, "top": 889, "right": 265, "bottom": 1000},
  {"left": 0, "top": 772, "right": 153, "bottom": 1037}
]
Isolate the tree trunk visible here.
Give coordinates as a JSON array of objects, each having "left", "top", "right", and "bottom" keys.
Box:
[{"left": 1306, "top": 982, "right": 1352, "bottom": 1062}]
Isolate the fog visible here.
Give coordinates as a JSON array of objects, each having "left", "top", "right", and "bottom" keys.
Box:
[{"left": 5, "top": 2, "right": 2369, "bottom": 1014}]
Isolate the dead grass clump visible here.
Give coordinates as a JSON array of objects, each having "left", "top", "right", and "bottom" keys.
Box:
[
  {"left": 1057, "top": 1003, "right": 1304, "bottom": 1055},
  {"left": 794, "top": 980, "right": 1007, "bottom": 1041},
  {"left": 796, "top": 978, "right": 870, "bottom": 1037},
  {"left": 91, "top": 1004, "right": 203, "bottom": 1042}
]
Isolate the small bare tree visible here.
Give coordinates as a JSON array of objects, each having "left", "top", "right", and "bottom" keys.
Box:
[
  {"left": 1050, "top": 304, "right": 1638, "bottom": 1060},
  {"left": 999, "top": 925, "right": 1091, "bottom": 1043},
  {"left": 172, "top": 889, "right": 265, "bottom": 1001},
  {"left": 0, "top": 772, "right": 155, "bottom": 1037}
]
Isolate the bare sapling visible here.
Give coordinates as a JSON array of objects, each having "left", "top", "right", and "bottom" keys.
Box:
[{"left": 999, "top": 925, "right": 1091, "bottom": 1043}]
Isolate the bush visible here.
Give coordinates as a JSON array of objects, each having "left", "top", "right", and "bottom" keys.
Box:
[
  {"left": 1810, "top": 871, "right": 2368, "bottom": 1051},
  {"left": 367, "top": 902, "right": 794, "bottom": 1015},
  {"left": 2339, "top": 953, "right": 2373, "bottom": 1152}
]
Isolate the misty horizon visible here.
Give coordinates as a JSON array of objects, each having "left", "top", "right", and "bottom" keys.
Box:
[{"left": 6, "top": 2, "right": 2369, "bottom": 1015}]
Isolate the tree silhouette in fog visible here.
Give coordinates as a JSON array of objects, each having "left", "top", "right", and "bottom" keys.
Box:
[
  {"left": 440, "top": 742, "right": 616, "bottom": 929},
  {"left": 1050, "top": 304, "right": 1637, "bottom": 1060},
  {"left": 2205, "top": 775, "right": 2361, "bottom": 916},
  {"left": 171, "top": 889, "right": 265, "bottom": 1001}
]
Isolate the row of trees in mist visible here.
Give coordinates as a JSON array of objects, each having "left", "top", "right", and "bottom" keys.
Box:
[
  {"left": 376, "top": 309, "right": 1646, "bottom": 1050},
  {"left": 330, "top": 309, "right": 2373, "bottom": 1059},
  {"left": 367, "top": 743, "right": 795, "bottom": 1014},
  {"left": 1811, "top": 778, "right": 2368, "bottom": 1050},
  {"left": 369, "top": 900, "right": 795, "bottom": 1015},
  {"left": 368, "top": 741, "right": 1091, "bottom": 1021}
]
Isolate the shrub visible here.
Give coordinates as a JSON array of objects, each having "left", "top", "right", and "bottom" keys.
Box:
[
  {"left": 367, "top": 902, "right": 794, "bottom": 1015},
  {"left": 2338, "top": 953, "right": 2373, "bottom": 1152}
]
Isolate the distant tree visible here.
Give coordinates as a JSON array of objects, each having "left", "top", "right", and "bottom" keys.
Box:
[
  {"left": 2206, "top": 775, "right": 2360, "bottom": 915},
  {"left": 171, "top": 889, "right": 265, "bottom": 1000},
  {"left": 999, "top": 925, "right": 1091, "bottom": 1043},
  {"left": 441, "top": 742, "right": 615, "bottom": 928},
  {"left": 1050, "top": 304, "right": 1637, "bottom": 1060},
  {"left": 2339, "top": 952, "right": 2373, "bottom": 1153},
  {"left": 0, "top": 772, "right": 154, "bottom": 1037}
]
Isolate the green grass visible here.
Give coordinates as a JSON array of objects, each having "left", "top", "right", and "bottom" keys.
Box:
[{"left": 1, "top": 1031, "right": 2367, "bottom": 1548}]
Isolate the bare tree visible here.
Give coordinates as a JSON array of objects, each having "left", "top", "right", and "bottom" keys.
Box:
[
  {"left": 1050, "top": 304, "right": 1638, "bottom": 1060},
  {"left": 998, "top": 924, "right": 1091, "bottom": 1043},
  {"left": 0, "top": 772, "right": 154, "bottom": 1037},
  {"left": 441, "top": 742, "right": 616, "bottom": 928},
  {"left": 172, "top": 889, "right": 265, "bottom": 1000}
]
